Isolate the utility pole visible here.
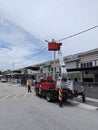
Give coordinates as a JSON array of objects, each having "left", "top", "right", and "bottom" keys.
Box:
[
  {"left": 12, "top": 62, "right": 14, "bottom": 82},
  {"left": 53, "top": 51, "right": 56, "bottom": 80},
  {"left": 13, "top": 62, "right": 14, "bottom": 72},
  {"left": 45, "top": 39, "right": 56, "bottom": 80},
  {"left": 47, "top": 39, "right": 62, "bottom": 80}
]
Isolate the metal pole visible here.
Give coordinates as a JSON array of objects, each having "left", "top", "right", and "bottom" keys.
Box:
[
  {"left": 80, "top": 71, "right": 83, "bottom": 82},
  {"left": 53, "top": 51, "right": 56, "bottom": 80},
  {"left": 13, "top": 62, "right": 14, "bottom": 71},
  {"left": 12, "top": 62, "right": 14, "bottom": 82}
]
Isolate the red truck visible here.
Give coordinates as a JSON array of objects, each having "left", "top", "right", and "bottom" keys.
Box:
[
  {"left": 34, "top": 76, "right": 85, "bottom": 106},
  {"left": 35, "top": 40, "right": 85, "bottom": 107}
]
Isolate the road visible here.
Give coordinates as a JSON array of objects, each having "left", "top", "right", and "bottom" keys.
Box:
[{"left": 0, "top": 82, "right": 98, "bottom": 130}]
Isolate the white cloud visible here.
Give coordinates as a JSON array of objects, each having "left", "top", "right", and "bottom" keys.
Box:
[{"left": 0, "top": 0, "right": 98, "bottom": 70}]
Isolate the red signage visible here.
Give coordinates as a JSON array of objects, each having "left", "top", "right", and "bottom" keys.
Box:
[{"left": 48, "top": 41, "right": 62, "bottom": 51}]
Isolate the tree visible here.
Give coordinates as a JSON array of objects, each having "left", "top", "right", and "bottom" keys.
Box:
[{"left": 0, "top": 71, "right": 2, "bottom": 75}]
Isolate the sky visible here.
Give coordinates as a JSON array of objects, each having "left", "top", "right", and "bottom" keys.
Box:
[{"left": 0, "top": 0, "right": 98, "bottom": 71}]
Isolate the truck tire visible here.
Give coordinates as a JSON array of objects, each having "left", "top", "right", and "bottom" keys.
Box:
[
  {"left": 39, "top": 94, "right": 41, "bottom": 98},
  {"left": 39, "top": 88, "right": 42, "bottom": 98},
  {"left": 46, "top": 92, "right": 52, "bottom": 102},
  {"left": 36, "top": 89, "right": 39, "bottom": 97}
]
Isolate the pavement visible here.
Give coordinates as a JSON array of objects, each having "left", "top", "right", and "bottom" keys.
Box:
[{"left": 74, "top": 96, "right": 98, "bottom": 110}]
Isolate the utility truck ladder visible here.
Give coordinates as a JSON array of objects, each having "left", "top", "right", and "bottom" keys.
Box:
[{"left": 58, "top": 50, "right": 67, "bottom": 80}]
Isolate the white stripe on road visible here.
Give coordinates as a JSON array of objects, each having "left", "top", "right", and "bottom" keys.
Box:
[
  {"left": 86, "top": 97, "right": 98, "bottom": 102},
  {"left": 78, "top": 96, "right": 98, "bottom": 103},
  {"left": 78, "top": 103, "right": 98, "bottom": 110},
  {"left": 72, "top": 100, "right": 98, "bottom": 110}
]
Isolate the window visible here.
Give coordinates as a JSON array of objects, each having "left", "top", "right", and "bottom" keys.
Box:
[
  {"left": 89, "top": 62, "right": 92, "bottom": 67},
  {"left": 81, "top": 63, "right": 83, "bottom": 68},
  {"left": 81, "top": 62, "right": 92, "bottom": 68}
]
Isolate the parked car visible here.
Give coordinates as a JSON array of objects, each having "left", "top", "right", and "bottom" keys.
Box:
[{"left": 1, "top": 78, "right": 7, "bottom": 82}]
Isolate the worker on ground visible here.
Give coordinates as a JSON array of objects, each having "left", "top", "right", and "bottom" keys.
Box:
[{"left": 27, "top": 79, "right": 32, "bottom": 92}]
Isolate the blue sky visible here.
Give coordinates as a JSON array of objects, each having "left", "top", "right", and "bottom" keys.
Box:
[
  {"left": 0, "top": 16, "right": 51, "bottom": 70},
  {"left": 0, "top": 0, "right": 98, "bottom": 70}
]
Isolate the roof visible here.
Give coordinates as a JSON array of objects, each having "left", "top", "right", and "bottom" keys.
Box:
[{"left": 24, "top": 66, "right": 40, "bottom": 70}]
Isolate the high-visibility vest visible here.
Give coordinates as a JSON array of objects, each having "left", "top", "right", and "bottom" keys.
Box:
[{"left": 27, "top": 80, "right": 31, "bottom": 87}]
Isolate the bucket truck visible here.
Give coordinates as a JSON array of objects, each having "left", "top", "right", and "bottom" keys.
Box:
[{"left": 34, "top": 40, "right": 85, "bottom": 106}]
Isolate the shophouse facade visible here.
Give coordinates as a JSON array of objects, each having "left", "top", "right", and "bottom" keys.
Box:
[
  {"left": 2, "top": 48, "right": 98, "bottom": 85},
  {"left": 36, "top": 48, "right": 98, "bottom": 83}
]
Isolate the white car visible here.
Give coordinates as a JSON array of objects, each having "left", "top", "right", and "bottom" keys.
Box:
[{"left": 1, "top": 78, "right": 7, "bottom": 82}]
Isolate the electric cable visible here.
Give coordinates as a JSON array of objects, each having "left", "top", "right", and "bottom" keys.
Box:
[
  {"left": 5, "top": 25, "right": 98, "bottom": 66},
  {"left": 0, "top": 47, "right": 47, "bottom": 69},
  {"left": 1, "top": 25, "right": 98, "bottom": 70},
  {"left": 57, "top": 25, "right": 98, "bottom": 42},
  {"left": 15, "top": 47, "right": 47, "bottom": 64}
]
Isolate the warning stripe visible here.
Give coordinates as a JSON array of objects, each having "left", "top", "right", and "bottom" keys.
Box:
[{"left": 59, "top": 88, "right": 63, "bottom": 101}]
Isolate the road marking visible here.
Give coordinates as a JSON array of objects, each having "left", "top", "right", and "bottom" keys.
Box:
[
  {"left": 0, "top": 92, "right": 36, "bottom": 99},
  {"left": 3, "top": 95, "right": 11, "bottom": 99},
  {"left": 31, "top": 93, "right": 35, "bottom": 97},
  {"left": 23, "top": 93, "right": 28, "bottom": 98},
  {"left": 78, "top": 96, "right": 98, "bottom": 103},
  {"left": 86, "top": 97, "right": 98, "bottom": 103},
  {"left": 14, "top": 93, "right": 20, "bottom": 99},
  {"left": 72, "top": 100, "right": 98, "bottom": 110},
  {"left": 78, "top": 103, "right": 98, "bottom": 110}
]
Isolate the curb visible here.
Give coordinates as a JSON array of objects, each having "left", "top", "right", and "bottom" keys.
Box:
[
  {"left": 86, "top": 97, "right": 98, "bottom": 103},
  {"left": 77, "top": 96, "right": 98, "bottom": 103},
  {"left": 78, "top": 103, "right": 98, "bottom": 110}
]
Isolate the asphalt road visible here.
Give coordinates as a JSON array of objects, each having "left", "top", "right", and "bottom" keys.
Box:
[{"left": 0, "top": 82, "right": 98, "bottom": 130}]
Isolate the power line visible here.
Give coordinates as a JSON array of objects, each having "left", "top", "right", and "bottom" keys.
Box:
[
  {"left": 57, "top": 25, "right": 98, "bottom": 42},
  {"left": 1, "top": 25, "right": 98, "bottom": 70},
  {"left": 0, "top": 47, "right": 47, "bottom": 70},
  {"left": 15, "top": 47, "right": 47, "bottom": 64}
]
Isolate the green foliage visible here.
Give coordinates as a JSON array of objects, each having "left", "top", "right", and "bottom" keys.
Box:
[{"left": 0, "top": 71, "right": 2, "bottom": 75}]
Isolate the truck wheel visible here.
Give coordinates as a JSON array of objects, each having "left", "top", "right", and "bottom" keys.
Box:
[
  {"left": 39, "top": 92, "right": 42, "bottom": 98},
  {"left": 46, "top": 92, "right": 52, "bottom": 102},
  {"left": 82, "top": 94, "right": 85, "bottom": 102},
  {"left": 39, "top": 94, "right": 41, "bottom": 98},
  {"left": 38, "top": 92, "right": 41, "bottom": 98},
  {"left": 36, "top": 89, "right": 39, "bottom": 97}
]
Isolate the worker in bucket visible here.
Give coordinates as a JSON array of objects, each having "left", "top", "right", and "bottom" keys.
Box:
[{"left": 27, "top": 79, "right": 32, "bottom": 92}]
